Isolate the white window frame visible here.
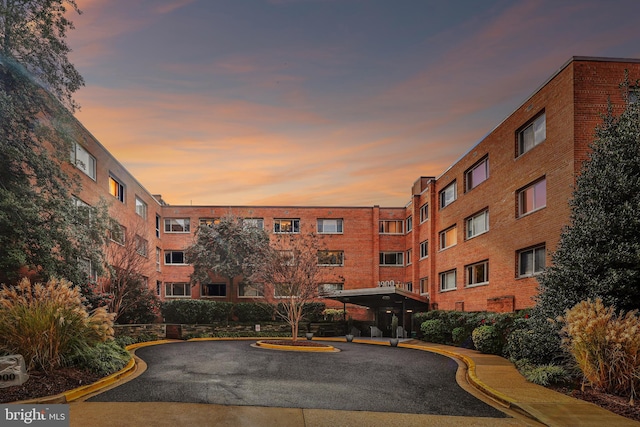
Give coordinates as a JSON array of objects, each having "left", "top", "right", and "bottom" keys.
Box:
[
  {"left": 419, "top": 277, "right": 428, "bottom": 295},
  {"left": 420, "top": 240, "right": 428, "bottom": 259},
  {"left": 110, "top": 224, "right": 125, "bottom": 245},
  {"left": 406, "top": 249, "right": 412, "bottom": 265},
  {"left": 70, "top": 142, "right": 96, "bottom": 180},
  {"left": 156, "top": 215, "right": 161, "bottom": 238},
  {"left": 239, "top": 281, "right": 263, "bottom": 298},
  {"left": 439, "top": 225, "right": 457, "bottom": 251},
  {"left": 466, "top": 260, "right": 489, "bottom": 287},
  {"left": 518, "top": 112, "right": 546, "bottom": 156},
  {"left": 439, "top": 269, "right": 457, "bottom": 292},
  {"left": 135, "top": 235, "right": 148, "bottom": 257},
  {"left": 242, "top": 218, "right": 264, "bottom": 229},
  {"left": 379, "top": 252, "right": 404, "bottom": 266},
  {"left": 165, "top": 282, "right": 191, "bottom": 298},
  {"left": 273, "top": 219, "right": 300, "bottom": 234},
  {"left": 406, "top": 216, "right": 413, "bottom": 233},
  {"left": 465, "top": 157, "right": 489, "bottom": 191},
  {"left": 135, "top": 196, "right": 148, "bottom": 219},
  {"left": 319, "top": 283, "right": 344, "bottom": 295},
  {"left": 164, "top": 218, "right": 191, "bottom": 233},
  {"left": 518, "top": 178, "right": 546, "bottom": 217},
  {"left": 317, "top": 250, "right": 344, "bottom": 266},
  {"left": 379, "top": 220, "right": 404, "bottom": 234},
  {"left": 518, "top": 245, "right": 546, "bottom": 278},
  {"left": 164, "top": 250, "right": 187, "bottom": 265},
  {"left": 317, "top": 218, "right": 343, "bottom": 234},
  {"left": 199, "top": 218, "right": 220, "bottom": 228},
  {"left": 439, "top": 181, "right": 457, "bottom": 209},
  {"left": 466, "top": 210, "right": 489, "bottom": 239},
  {"left": 419, "top": 204, "right": 429, "bottom": 223},
  {"left": 156, "top": 247, "right": 161, "bottom": 271},
  {"left": 201, "top": 283, "right": 227, "bottom": 298}
]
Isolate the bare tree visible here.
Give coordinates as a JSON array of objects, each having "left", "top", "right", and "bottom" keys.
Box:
[
  {"left": 102, "top": 217, "right": 159, "bottom": 323},
  {"left": 252, "top": 233, "right": 343, "bottom": 342}
]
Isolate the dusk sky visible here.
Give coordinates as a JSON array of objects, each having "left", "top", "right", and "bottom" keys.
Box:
[{"left": 68, "top": 0, "right": 640, "bottom": 207}]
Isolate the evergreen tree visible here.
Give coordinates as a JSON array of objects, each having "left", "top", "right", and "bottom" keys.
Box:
[
  {"left": 0, "top": 1, "right": 110, "bottom": 285},
  {"left": 519, "top": 80, "right": 640, "bottom": 364}
]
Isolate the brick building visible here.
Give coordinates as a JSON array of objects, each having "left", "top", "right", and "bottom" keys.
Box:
[{"left": 65, "top": 56, "right": 639, "bottom": 319}]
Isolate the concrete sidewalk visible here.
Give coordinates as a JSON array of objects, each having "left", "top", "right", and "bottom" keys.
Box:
[{"left": 28, "top": 338, "right": 640, "bottom": 426}]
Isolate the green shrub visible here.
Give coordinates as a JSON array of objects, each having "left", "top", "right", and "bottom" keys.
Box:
[
  {"left": 451, "top": 326, "right": 473, "bottom": 348},
  {"left": 514, "top": 359, "right": 570, "bottom": 386},
  {"left": 233, "top": 302, "right": 275, "bottom": 322},
  {"left": 161, "top": 300, "right": 233, "bottom": 323},
  {"left": 472, "top": 325, "right": 502, "bottom": 355},
  {"left": 68, "top": 340, "right": 131, "bottom": 376},
  {"left": 420, "top": 319, "right": 447, "bottom": 343},
  {"left": 504, "top": 316, "right": 562, "bottom": 364},
  {"left": 0, "top": 278, "right": 115, "bottom": 372}
]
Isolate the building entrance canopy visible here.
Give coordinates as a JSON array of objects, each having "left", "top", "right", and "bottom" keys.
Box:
[{"left": 322, "top": 286, "right": 430, "bottom": 312}]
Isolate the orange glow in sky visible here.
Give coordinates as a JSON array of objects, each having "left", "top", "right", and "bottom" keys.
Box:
[{"left": 68, "top": 0, "right": 640, "bottom": 206}]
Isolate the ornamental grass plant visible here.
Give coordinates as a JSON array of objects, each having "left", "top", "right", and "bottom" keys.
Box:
[
  {"left": 561, "top": 298, "right": 640, "bottom": 405},
  {"left": 0, "top": 277, "right": 115, "bottom": 372}
]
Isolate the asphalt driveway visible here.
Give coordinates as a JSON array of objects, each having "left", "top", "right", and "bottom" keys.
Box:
[{"left": 89, "top": 341, "right": 507, "bottom": 417}]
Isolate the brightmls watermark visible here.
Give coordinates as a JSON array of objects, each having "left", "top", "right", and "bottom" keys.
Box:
[{"left": 1, "top": 405, "right": 68, "bottom": 426}]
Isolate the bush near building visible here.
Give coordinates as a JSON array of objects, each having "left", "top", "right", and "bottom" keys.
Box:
[{"left": 0, "top": 278, "right": 121, "bottom": 373}]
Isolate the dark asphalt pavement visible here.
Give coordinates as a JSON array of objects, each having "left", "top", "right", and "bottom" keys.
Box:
[{"left": 89, "top": 341, "right": 507, "bottom": 417}]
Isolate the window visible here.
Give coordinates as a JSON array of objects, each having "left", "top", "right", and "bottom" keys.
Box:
[
  {"left": 318, "top": 250, "right": 344, "bottom": 266},
  {"left": 439, "top": 269, "right": 457, "bottom": 292},
  {"left": 465, "top": 157, "right": 489, "bottom": 191},
  {"left": 165, "top": 282, "right": 190, "bottom": 297},
  {"left": 419, "top": 277, "right": 428, "bottom": 295},
  {"left": 406, "top": 249, "right": 412, "bottom": 265},
  {"left": 406, "top": 216, "right": 413, "bottom": 232},
  {"left": 70, "top": 143, "right": 96, "bottom": 180},
  {"left": 379, "top": 252, "right": 404, "bottom": 266},
  {"left": 319, "top": 283, "right": 344, "bottom": 294},
  {"left": 156, "top": 281, "right": 162, "bottom": 296},
  {"left": 466, "top": 210, "right": 489, "bottom": 239},
  {"left": 135, "top": 235, "right": 148, "bottom": 257},
  {"left": 164, "top": 218, "right": 190, "bottom": 233},
  {"left": 79, "top": 258, "right": 98, "bottom": 282},
  {"left": 439, "top": 181, "right": 456, "bottom": 209},
  {"left": 239, "top": 281, "right": 262, "bottom": 297},
  {"left": 419, "top": 204, "right": 429, "bottom": 223},
  {"left": 73, "top": 197, "right": 92, "bottom": 224},
  {"left": 466, "top": 260, "right": 489, "bottom": 287},
  {"left": 405, "top": 282, "right": 413, "bottom": 292},
  {"left": 135, "top": 197, "right": 147, "bottom": 219},
  {"left": 202, "top": 283, "right": 226, "bottom": 297},
  {"left": 518, "top": 178, "right": 546, "bottom": 216},
  {"left": 109, "top": 175, "right": 125, "bottom": 203},
  {"left": 242, "top": 218, "right": 264, "bottom": 229},
  {"left": 110, "top": 224, "right": 125, "bottom": 245},
  {"left": 274, "top": 219, "right": 300, "bottom": 233},
  {"left": 156, "top": 247, "right": 161, "bottom": 271},
  {"left": 518, "top": 245, "right": 546, "bottom": 277},
  {"left": 439, "top": 226, "right": 457, "bottom": 250},
  {"left": 630, "top": 87, "right": 639, "bottom": 104},
  {"left": 379, "top": 220, "right": 403, "bottom": 234},
  {"left": 518, "top": 112, "right": 546, "bottom": 156},
  {"left": 199, "top": 218, "right": 220, "bottom": 227},
  {"left": 279, "top": 250, "right": 295, "bottom": 266},
  {"left": 317, "top": 219, "right": 343, "bottom": 234},
  {"left": 420, "top": 240, "right": 429, "bottom": 259},
  {"left": 164, "top": 250, "right": 186, "bottom": 265},
  {"left": 156, "top": 215, "right": 161, "bottom": 238}
]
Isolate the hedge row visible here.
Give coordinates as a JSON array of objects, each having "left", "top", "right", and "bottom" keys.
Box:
[
  {"left": 417, "top": 309, "right": 530, "bottom": 356},
  {"left": 160, "top": 300, "right": 326, "bottom": 324}
]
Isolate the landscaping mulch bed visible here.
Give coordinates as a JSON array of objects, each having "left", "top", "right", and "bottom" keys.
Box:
[
  {"left": 261, "top": 340, "right": 332, "bottom": 347},
  {"left": 0, "top": 367, "right": 100, "bottom": 403},
  {"left": 551, "top": 385, "right": 640, "bottom": 422}
]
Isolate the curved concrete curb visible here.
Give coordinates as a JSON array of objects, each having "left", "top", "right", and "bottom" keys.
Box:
[
  {"left": 398, "top": 343, "right": 515, "bottom": 408},
  {"left": 15, "top": 340, "right": 179, "bottom": 404},
  {"left": 254, "top": 340, "right": 339, "bottom": 352}
]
